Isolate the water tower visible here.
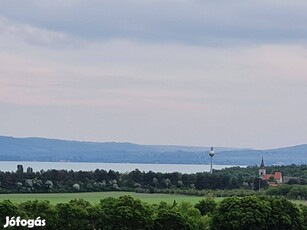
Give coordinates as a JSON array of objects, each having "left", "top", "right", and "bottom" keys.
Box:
[{"left": 209, "top": 147, "right": 215, "bottom": 174}]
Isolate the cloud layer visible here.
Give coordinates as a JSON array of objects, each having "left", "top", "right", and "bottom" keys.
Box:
[
  {"left": 0, "top": 1, "right": 307, "bottom": 148},
  {"left": 1, "top": 1, "right": 307, "bottom": 45}
]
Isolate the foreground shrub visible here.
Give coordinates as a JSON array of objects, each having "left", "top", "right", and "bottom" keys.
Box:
[
  {"left": 153, "top": 209, "right": 190, "bottom": 230},
  {"left": 0, "top": 195, "right": 305, "bottom": 229},
  {"left": 19, "top": 200, "right": 58, "bottom": 230},
  {"left": 97, "top": 195, "right": 154, "bottom": 230},
  {"left": 0, "top": 200, "right": 27, "bottom": 228},
  {"left": 212, "top": 196, "right": 304, "bottom": 230},
  {"left": 195, "top": 198, "right": 217, "bottom": 215}
]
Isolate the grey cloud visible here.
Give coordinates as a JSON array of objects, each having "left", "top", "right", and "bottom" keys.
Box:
[
  {"left": 0, "top": 17, "right": 80, "bottom": 48},
  {"left": 1, "top": 1, "right": 307, "bottom": 45}
]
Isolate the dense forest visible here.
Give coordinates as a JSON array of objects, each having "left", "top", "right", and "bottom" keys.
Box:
[
  {"left": 0, "top": 195, "right": 306, "bottom": 229},
  {"left": 1, "top": 164, "right": 307, "bottom": 200}
]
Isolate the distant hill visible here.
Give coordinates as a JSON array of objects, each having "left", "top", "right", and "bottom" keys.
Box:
[{"left": 0, "top": 136, "right": 306, "bottom": 165}]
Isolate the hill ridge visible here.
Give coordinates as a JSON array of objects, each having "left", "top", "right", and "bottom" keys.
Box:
[{"left": 0, "top": 135, "right": 306, "bottom": 165}]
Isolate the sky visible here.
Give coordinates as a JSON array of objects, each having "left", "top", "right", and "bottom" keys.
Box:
[{"left": 0, "top": 0, "right": 307, "bottom": 149}]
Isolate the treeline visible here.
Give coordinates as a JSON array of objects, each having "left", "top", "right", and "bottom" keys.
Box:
[
  {"left": 266, "top": 185, "right": 307, "bottom": 200},
  {"left": 0, "top": 164, "right": 306, "bottom": 194},
  {"left": 0, "top": 195, "right": 306, "bottom": 230},
  {"left": 0, "top": 168, "right": 249, "bottom": 193},
  {"left": 218, "top": 164, "right": 307, "bottom": 184},
  {"left": 136, "top": 186, "right": 307, "bottom": 201}
]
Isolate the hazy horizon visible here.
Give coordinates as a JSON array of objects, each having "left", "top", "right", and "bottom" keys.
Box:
[
  {"left": 1, "top": 134, "right": 305, "bottom": 151},
  {"left": 1, "top": 1, "right": 307, "bottom": 149}
]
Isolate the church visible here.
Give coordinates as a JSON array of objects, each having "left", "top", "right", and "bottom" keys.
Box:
[{"left": 259, "top": 157, "right": 283, "bottom": 186}]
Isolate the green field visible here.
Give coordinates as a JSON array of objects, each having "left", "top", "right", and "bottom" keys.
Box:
[
  {"left": 0, "top": 192, "right": 217, "bottom": 204},
  {"left": 0, "top": 192, "right": 305, "bottom": 206}
]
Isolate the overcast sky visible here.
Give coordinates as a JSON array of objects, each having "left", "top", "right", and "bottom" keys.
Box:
[{"left": 1, "top": 1, "right": 307, "bottom": 149}]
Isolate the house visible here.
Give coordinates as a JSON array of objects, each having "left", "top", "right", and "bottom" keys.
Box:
[{"left": 259, "top": 157, "right": 282, "bottom": 186}]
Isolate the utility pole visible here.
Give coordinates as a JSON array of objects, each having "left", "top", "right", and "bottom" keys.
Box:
[{"left": 209, "top": 147, "right": 215, "bottom": 174}]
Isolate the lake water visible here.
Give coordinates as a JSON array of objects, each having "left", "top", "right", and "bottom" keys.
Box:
[{"left": 0, "top": 161, "right": 243, "bottom": 173}]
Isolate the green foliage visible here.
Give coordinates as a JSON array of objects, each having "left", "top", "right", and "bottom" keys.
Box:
[
  {"left": 19, "top": 200, "right": 58, "bottom": 230},
  {"left": 153, "top": 208, "right": 190, "bottom": 230},
  {"left": 97, "top": 195, "right": 154, "bottom": 230},
  {"left": 212, "top": 196, "right": 271, "bottom": 230},
  {"left": 264, "top": 197, "right": 303, "bottom": 229},
  {"left": 212, "top": 196, "right": 305, "bottom": 230},
  {"left": 195, "top": 198, "right": 217, "bottom": 215},
  {"left": 266, "top": 185, "right": 307, "bottom": 199},
  {"left": 1, "top": 164, "right": 307, "bottom": 196},
  {"left": 0, "top": 200, "right": 27, "bottom": 229},
  {"left": 0, "top": 196, "right": 305, "bottom": 229},
  {"left": 175, "top": 201, "right": 211, "bottom": 230},
  {"left": 299, "top": 204, "right": 307, "bottom": 228},
  {"left": 55, "top": 200, "right": 89, "bottom": 230}
]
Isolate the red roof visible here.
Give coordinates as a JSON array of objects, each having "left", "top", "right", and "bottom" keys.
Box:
[
  {"left": 262, "top": 172, "right": 282, "bottom": 181},
  {"left": 263, "top": 174, "right": 274, "bottom": 180},
  {"left": 274, "top": 172, "right": 282, "bottom": 180}
]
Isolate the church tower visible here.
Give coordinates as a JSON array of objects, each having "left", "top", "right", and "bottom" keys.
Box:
[{"left": 259, "top": 157, "right": 266, "bottom": 176}]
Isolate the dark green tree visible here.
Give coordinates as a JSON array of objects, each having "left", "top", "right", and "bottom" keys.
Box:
[
  {"left": 0, "top": 200, "right": 27, "bottom": 229},
  {"left": 195, "top": 198, "right": 217, "bottom": 215},
  {"left": 212, "top": 196, "right": 271, "bottom": 230},
  {"left": 265, "top": 197, "right": 303, "bottom": 230},
  {"left": 55, "top": 201, "right": 89, "bottom": 230},
  {"left": 19, "top": 200, "right": 58, "bottom": 230},
  {"left": 97, "top": 195, "right": 154, "bottom": 230},
  {"left": 153, "top": 208, "right": 190, "bottom": 230},
  {"left": 299, "top": 204, "right": 307, "bottom": 229}
]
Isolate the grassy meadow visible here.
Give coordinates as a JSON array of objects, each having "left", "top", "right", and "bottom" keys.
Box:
[
  {"left": 0, "top": 191, "right": 221, "bottom": 204},
  {"left": 0, "top": 192, "right": 305, "bottom": 206}
]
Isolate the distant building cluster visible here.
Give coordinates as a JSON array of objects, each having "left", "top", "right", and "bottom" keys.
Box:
[{"left": 259, "top": 157, "right": 282, "bottom": 186}]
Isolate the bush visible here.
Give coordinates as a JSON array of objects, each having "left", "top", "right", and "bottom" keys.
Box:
[
  {"left": 195, "top": 198, "right": 217, "bottom": 215},
  {"left": 212, "top": 196, "right": 304, "bottom": 230},
  {"left": 153, "top": 209, "right": 190, "bottom": 230}
]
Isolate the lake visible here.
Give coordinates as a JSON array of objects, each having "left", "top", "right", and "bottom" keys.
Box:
[{"left": 0, "top": 161, "right": 243, "bottom": 173}]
